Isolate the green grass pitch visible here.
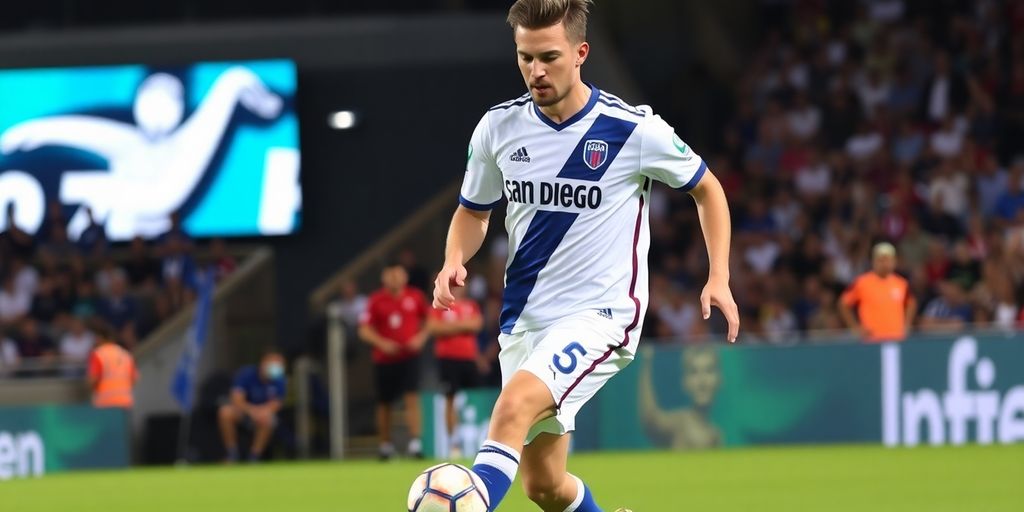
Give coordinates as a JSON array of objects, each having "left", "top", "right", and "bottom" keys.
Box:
[{"left": 2, "top": 444, "right": 1021, "bottom": 511}]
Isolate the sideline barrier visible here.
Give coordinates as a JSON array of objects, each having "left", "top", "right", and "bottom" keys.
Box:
[
  {"left": 0, "top": 405, "right": 129, "bottom": 480},
  {"left": 420, "top": 333, "right": 1024, "bottom": 457}
]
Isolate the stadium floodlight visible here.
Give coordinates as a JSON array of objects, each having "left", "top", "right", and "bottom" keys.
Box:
[{"left": 328, "top": 110, "right": 358, "bottom": 130}]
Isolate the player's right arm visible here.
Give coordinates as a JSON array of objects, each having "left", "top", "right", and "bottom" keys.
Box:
[
  {"left": 357, "top": 324, "right": 401, "bottom": 355},
  {"left": 434, "top": 114, "right": 502, "bottom": 309},
  {"left": 838, "top": 279, "right": 862, "bottom": 336}
]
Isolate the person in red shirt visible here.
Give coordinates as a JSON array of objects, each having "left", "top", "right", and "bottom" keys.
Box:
[
  {"left": 426, "top": 285, "right": 484, "bottom": 457},
  {"left": 358, "top": 262, "right": 429, "bottom": 460}
]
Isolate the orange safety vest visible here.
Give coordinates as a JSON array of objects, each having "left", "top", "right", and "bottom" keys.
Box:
[{"left": 91, "top": 344, "right": 138, "bottom": 408}]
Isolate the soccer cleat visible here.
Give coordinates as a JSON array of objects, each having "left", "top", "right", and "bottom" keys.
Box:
[{"left": 613, "top": 509, "right": 633, "bottom": 512}]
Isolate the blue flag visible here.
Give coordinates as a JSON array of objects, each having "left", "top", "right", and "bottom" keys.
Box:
[{"left": 171, "top": 269, "right": 215, "bottom": 411}]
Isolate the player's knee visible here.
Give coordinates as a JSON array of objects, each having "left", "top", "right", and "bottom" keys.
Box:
[
  {"left": 522, "top": 475, "right": 564, "bottom": 506},
  {"left": 218, "top": 405, "right": 236, "bottom": 423},
  {"left": 491, "top": 393, "right": 542, "bottom": 430}
]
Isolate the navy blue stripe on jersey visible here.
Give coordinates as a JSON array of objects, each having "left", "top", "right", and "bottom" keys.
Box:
[
  {"left": 489, "top": 98, "right": 532, "bottom": 111},
  {"left": 555, "top": 113, "right": 638, "bottom": 182},
  {"left": 459, "top": 195, "right": 503, "bottom": 211},
  {"left": 499, "top": 210, "right": 579, "bottom": 333},
  {"left": 533, "top": 83, "right": 600, "bottom": 131},
  {"left": 598, "top": 94, "right": 643, "bottom": 116},
  {"left": 596, "top": 98, "right": 645, "bottom": 118},
  {"left": 675, "top": 160, "right": 708, "bottom": 192}
]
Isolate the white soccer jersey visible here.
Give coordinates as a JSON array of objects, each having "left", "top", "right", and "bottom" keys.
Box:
[{"left": 460, "top": 83, "right": 707, "bottom": 342}]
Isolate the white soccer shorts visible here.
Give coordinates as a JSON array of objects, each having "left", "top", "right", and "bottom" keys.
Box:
[{"left": 497, "top": 310, "right": 638, "bottom": 443}]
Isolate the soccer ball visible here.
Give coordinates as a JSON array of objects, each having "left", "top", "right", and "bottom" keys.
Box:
[{"left": 407, "top": 463, "right": 490, "bottom": 512}]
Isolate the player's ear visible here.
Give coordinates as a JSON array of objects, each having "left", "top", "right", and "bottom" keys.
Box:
[{"left": 576, "top": 42, "right": 589, "bottom": 67}]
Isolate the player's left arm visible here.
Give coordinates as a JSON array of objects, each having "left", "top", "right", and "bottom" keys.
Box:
[
  {"left": 688, "top": 173, "right": 740, "bottom": 343},
  {"left": 639, "top": 113, "right": 739, "bottom": 342}
]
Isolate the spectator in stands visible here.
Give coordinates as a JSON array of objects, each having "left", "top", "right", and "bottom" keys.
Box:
[
  {"left": 919, "top": 281, "right": 974, "bottom": 333},
  {"left": 34, "top": 201, "right": 65, "bottom": 246},
  {"left": 0, "top": 203, "right": 35, "bottom": 261},
  {"left": 426, "top": 284, "right": 483, "bottom": 457},
  {"left": 76, "top": 206, "right": 107, "bottom": 255},
  {"left": 94, "top": 256, "right": 127, "bottom": 297},
  {"left": 60, "top": 312, "right": 96, "bottom": 368},
  {"left": 12, "top": 317, "right": 56, "bottom": 375},
  {"left": 87, "top": 325, "right": 138, "bottom": 408},
  {"left": 123, "top": 236, "right": 160, "bottom": 290},
  {"left": 218, "top": 350, "right": 286, "bottom": 463},
  {"left": 0, "top": 273, "right": 30, "bottom": 328},
  {"left": 29, "top": 275, "right": 66, "bottom": 327},
  {"left": 358, "top": 261, "right": 429, "bottom": 460},
  {"left": 209, "top": 238, "right": 237, "bottom": 281},
  {"left": 839, "top": 242, "right": 917, "bottom": 342},
  {"left": 995, "top": 164, "right": 1024, "bottom": 224},
  {"left": 96, "top": 273, "right": 138, "bottom": 349},
  {"left": 157, "top": 211, "right": 192, "bottom": 251},
  {"left": 333, "top": 279, "right": 367, "bottom": 328},
  {"left": 40, "top": 223, "right": 77, "bottom": 262}
]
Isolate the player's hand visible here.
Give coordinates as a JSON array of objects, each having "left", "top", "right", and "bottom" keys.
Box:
[
  {"left": 433, "top": 263, "right": 467, "bottom": 309},
  {"left": 378, "top": 339, "right": 402, "bottom": 355},
  {"left": 409, "top": 332, "right": 429, "bottom": 352},
  {"left": 701, "top": 277, "right": 740, "bottom": 343},
  {"left": 475, "top": 355, "right": 491, "bottom": 375}
]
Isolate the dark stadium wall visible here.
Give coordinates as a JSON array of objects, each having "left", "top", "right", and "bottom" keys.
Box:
[{"left": 277, "top": 62, "right": 522, "bottom": 352}]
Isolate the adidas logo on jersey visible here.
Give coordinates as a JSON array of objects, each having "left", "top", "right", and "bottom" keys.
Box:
[
  {"left": 510, "top": 146, "right": 531, "bottom": 163},
  {"left": 596, "top": 308, "right": 613, "bottom": 319}
]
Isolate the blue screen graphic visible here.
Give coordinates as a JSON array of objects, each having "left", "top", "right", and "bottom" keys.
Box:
[{"left": 0, "top": 59, "right": 300, "bottom": 240}]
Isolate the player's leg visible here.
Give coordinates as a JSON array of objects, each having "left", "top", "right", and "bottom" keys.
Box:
[
  {"left": 471, "top": 368, "right": 557, "bottom": 509},
  {"left": 375, "top": 362, "right": 397, "bottom": 460},
  {"left": 249, "top": 410, "right": 276, "bottom": 461},
  {"left": 521, "top": 432, "right": 602, "bottom": 512},
  {"left": 402, "top": 358, "right": 424, "bottom": 458},
  {"left": 217, "top": 404, "right": 241, "bottom": 462},
  {"left": 403, "top": 392, "right": 423, "bottom": 457}
]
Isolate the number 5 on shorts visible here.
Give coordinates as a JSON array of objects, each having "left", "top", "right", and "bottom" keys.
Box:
[{"left": 552, "top": 342, "right": 587, "bottom": 374}]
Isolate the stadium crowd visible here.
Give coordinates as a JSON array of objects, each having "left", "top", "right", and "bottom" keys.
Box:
[
  {"left": 633, "top": 0, "right": 1024, "bottom": 343},
  {"left": 0, "top": 204, "right": 236, "bottom": 376}
]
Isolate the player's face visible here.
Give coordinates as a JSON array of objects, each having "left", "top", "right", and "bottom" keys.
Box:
[
  {"left": 683, "top": 350, "right": 720, "bottom": 409},
  {"left": 383, "top": 266, "right": 409, "bottom": 292},
  {"left": 514, "top": 23, "right": 588, "bottom": 108},
  {"left": 873, "top": 254, "right": 896, "bottom": 275}
]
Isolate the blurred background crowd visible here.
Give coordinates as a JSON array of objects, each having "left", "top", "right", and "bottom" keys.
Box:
[
  {"left": 633, "top": 0, "right": 1024, "bottom": 343},
  {"left": 0, "top": 204, "right": 236, "bottom": 376}
]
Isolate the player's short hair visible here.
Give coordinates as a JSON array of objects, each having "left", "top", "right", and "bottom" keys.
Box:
[{"left": 507, "top": 0, "right": 592, "bottom": 44}]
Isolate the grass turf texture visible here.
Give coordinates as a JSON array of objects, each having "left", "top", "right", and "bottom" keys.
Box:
[{"left": 2, "top": 444, "right": 1021, "bottom": 511}]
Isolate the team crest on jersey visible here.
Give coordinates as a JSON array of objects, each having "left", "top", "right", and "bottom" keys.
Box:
[{"left": 583, "top": 139, "right": 608, "bottom": 170}]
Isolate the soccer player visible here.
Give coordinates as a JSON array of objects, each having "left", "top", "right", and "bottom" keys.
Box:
[
  {"left": 426, "top": 284, "right": 484, "bottom": 457},
  {"left": 431, "top": 1, "right": 740, "bottom": 510},
  {"left": 359, "top": 262, "right": 430, "bottom": 460}
]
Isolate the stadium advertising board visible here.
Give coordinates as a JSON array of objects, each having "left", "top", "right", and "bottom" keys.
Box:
[
  {"left": 421, "top": 334, "right": 1024, "bottom": 456},
  {"left": 0, "top": 405, "right": 129, "bottom": 480},
  {"left": 0, "top": 59, "right": 300, "bottom": 241}
]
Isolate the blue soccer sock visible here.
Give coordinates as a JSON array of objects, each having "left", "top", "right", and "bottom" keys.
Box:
[
  {"left": 472, "top": 440, "right": 520, "bottom": 510},
  {"left": 564, "top": 474, "right": 602, "bottom": 512}
]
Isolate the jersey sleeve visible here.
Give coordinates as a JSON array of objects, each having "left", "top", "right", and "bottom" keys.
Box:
[
  {"left": 459, "top": 114, "right": 504, "bottom": 211},
  {"left": 639, "top": 114, "right": 707, "bottom": 191}
]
